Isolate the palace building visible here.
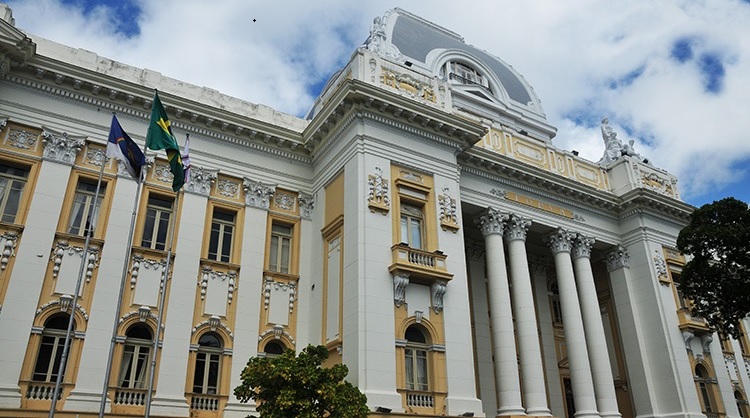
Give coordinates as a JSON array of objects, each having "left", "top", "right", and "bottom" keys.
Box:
[{"left": 0, "top": 5, "right": 748, "bottom": 418}]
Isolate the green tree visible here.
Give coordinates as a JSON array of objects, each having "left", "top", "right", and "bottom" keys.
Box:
[
  {"left": 234, "top": 344, "right": 368, "bottom": 418},
  {"left": 677, "top": 197, "right": 750, "bottom": 338}
]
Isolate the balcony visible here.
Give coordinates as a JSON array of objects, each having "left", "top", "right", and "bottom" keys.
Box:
[
  {"left": 398, "top": 389, "right": 446, "bottom": 415},
  {"left": 676, "top": 307, "right": 710, "bottom": 333},
  {"left": 389, "top": 243, "right": 452, "bottom": 285},
  {"left": 113, "top": 388, "right": 147, "bottom": 406}
]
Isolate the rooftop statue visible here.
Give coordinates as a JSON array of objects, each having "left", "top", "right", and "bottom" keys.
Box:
[{"left": 597, "top": 117, "right": 651, "bottom": 165}]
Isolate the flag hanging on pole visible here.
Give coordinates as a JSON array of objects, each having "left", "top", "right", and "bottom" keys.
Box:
[
  {"left": 182, "top": 134, "right": 192, "bottom": 185},
  {"left": 146, "top": 91, "right": 184, "bottom": 192},
  {"left": 107, "top": 114, "right": 146, "bottom": 181}
]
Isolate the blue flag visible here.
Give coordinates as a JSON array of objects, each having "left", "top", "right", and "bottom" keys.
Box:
[{"left": 107, "top": 115, "right": 146, "bottom": 180}]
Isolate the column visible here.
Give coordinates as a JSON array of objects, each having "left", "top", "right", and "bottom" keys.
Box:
[
  {"left": 505, "top": 215, "right": 551, "bottom": 416},
  {"left": 572, "top": 235, "right": 621, "bottom": 418},
  {"left": 64, "top": 171, "right": 139, "bottom": 411},
  {"left": 545, "top": 228, "right": 599, "bottom": 418},
  {"left": 0, "top": 130, "right": 82, "bottom": 407},
  {"left": 223, "top": 179, "right": 273, "bottom": 418},
  {"left": 477, "top": 208, "right": 524, "bottom": 417},
  {"left": 150, "top": 168, "right": 216, "bottom": 416}
]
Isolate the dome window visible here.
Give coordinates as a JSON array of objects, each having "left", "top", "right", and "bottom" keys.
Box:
[{"left": 442, "top": 61, "right": 490, "bottom": 90}]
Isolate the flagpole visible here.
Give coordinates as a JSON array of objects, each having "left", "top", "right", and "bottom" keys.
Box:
[
  {"left": 97, "top": 168, "right": 145, "bottom": 418},
  {"left": 49, "top": 149, "right": 108, "bottom": 418},
  {"left": 143, "top": 189, "right": 180, "bottom": 418}
]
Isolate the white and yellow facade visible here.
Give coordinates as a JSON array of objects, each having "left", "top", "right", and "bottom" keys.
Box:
[{"left": 1, "top": 5, "right": 749, "bottom": 418}]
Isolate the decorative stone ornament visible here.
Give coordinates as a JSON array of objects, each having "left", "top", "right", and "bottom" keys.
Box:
[
  {"left": 59, "top": 294, "right": 73, "bottom": 313},
  {"left": 138, "top": 305, "right": 150, "bottom": 322},
  {"left": 393, "top": 272, "right": 409, "bottom": 307},
  {"left": 431, "top": 281, "right": 447, "bottom": 313},
  {"left": 653, "top": 249, "right": 670, "bottom": 285},
  {"left": 438, "top": 186, "right": 459, "bottom": 232},
  {"left": 0, "top": 231, "right": 18, "bottom": 270},
  {"left": 367, "top": 166, "right": 390, "bottom": 214},
  {"left": 243, "top": 178, "right": 276, "bottom": 210},
  {"left": 572, "top": 234, "right": 595, "bottom": 259},
  {"left": 41, "top": 128, "right": 85, "bottom": 165}
]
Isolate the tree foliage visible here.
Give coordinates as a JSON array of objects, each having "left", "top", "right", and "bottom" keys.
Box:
[
  {"left": 677, "top": 197, "right": 750, "bottom": 338},
  {"left": 234, "top": 344, "right": 368, "bottom": 418}
]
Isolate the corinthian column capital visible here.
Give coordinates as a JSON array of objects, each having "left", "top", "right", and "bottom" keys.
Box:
[
  {"left": 504, "top": 214, "right": 532, "bottom": 242},
  {"left": 572, "top": 234, "right": 595, "bottom": 259},
  {"left": 475, "top": 207, "right": 507, "bottom": 237},
  {"left": 605, "top": 245, "right": 630, "bottom": 271},
  {"left": 545, "top": 228, "right": 576, "bottom": 254}
]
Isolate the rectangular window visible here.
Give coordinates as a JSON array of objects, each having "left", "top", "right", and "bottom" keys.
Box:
[
  {"left": 405, "top": 348, "right": 428, "bottom": 391},
  {"left": 207, "top": 209, "right": 235, "bottom": 263},
  {"left": 269, "top": 223, "right": 292, "bottom": 274},
  {"left": 68, "top": 179, "right": 106, "bottom": 236},
  {"left": 193, "top": 352, "right": 220, "bottom": 394},
  {"left": 0, "top": 162, "right": 29, "bottom": 223},
  {"left": 141, "top": 195, "right": 173, "bottom": 250},
  {"left": 400, "top": 203, "right": 424, "bottom": 249}
]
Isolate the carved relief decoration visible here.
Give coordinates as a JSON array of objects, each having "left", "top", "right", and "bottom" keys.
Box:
[
  {"left": 50, "top": 240, "right": 99, "bottom": 282},
  {"left": 273, "top": 190, "right": 296, "bottom": 212},
  {"left": 41, "top": 129, "right": 85, "bottom": 164},
  {"left": 258, "top": 325, "right": 296, "bottom": 346},
  {"left": 263, "top": 277, "right": 296, "bottom": 314},
  {"left": 199, "top": 267, "right": 238, "bottom": 304},
  {"left": 367, "top": 166, "right": 390, "bottom": 214},
  {"left": 438, "top": 186, "right": 459, "bottom": 232},
  {"left": 85, "top": 147, "right": 107, "bottom": 167},
  {"left": 381, "top": 68, "right": 436, "bottom": 104},
  {"left": 243, "top": 178, "right": 276, "bottom": 210},
  {"left": 0, "top": 231, "right": 19, "bottom": 270},
  {"left": 129, "top": 254, "right": 167, "bottom": 290},
  {"left": 217, "top": 179, "right": 240, "bottom": 198},
  {"left": 36, "top": 299, "right": 89, "bottom": 322},
  {"left": 653, "top": 249, "right": 669, "bottom": 285},
  {"left": 572, "top": 234, "right": 595, "bottom": 260},
  {"left": 504, "top": 214, "right": 531, "bottom": 242},
  {"left": 192, "top": 318, "right": 234, "bottom": 340},
  {"left": 155, "top": 164, "right": 174, "bottom": 183},
  {"left": 7, "top": 127, "right": 39, "bottom": 150}
]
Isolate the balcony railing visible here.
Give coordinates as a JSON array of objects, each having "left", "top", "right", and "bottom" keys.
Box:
[
  {"left": 25, "top": 382, "right": 61, "bottom": 400},
  {"left": 190, "top": 393, "right": 220, "bottom": 411},
  {"left": 406, "top": 391, "right": 434, "bottom": 408},
  {"left": 113, "top": 388, "right": 147, "bottom": 406},
  {"left": 389, "top": 243, "right": 452, "bottom": 284}
]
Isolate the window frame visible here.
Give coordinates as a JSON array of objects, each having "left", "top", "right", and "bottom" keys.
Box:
[
  {"left": 32, "top": 314, "right": 74, "bottom": 383},
  {"left": 399, "top": 202, "right": 425, "bottom": 249},
  {"left": 206, "top": 207, "right": 236, "bottom": 263},
  {"left": 267, "top": 219, "right": 296, "bottom": 275},
  {"left": 0, "top": 160, "right": 31, "bottom": 224},
  {"left": 140, "top": 192, "right": 175, "bottom": 251},
  {"left": 67, "top": 177, "right": 107, "bottom": 237},
  {"left": 404, "top": 324, "right": 430, "bottom": 392},
  {"left": 192, "top": 332, "right": 223, "bottom": 395},
  {"left": 118, "top": 325, "right": 153, "bottom": 389}
]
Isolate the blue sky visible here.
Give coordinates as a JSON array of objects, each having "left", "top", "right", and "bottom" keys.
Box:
[{"left": 5, "top": 0, "right": 750, "bottom": 208}]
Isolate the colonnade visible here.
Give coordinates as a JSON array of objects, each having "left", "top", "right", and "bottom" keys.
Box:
[{"left": 476, "top": 207, "right": 622, "bottom": 418}]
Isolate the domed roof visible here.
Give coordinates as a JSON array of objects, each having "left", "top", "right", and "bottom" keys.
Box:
[{"left": 389, "top": 10, "right": 533, "bottom": 106}]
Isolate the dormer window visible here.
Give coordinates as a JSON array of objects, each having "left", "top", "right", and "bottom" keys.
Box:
[{"left": 442, "top": 61, "right": 490, "bottom": 90}]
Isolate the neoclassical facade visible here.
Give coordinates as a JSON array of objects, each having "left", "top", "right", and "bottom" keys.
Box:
[{"left": 1, "top": 5, "right": 749, "bottom": 418}]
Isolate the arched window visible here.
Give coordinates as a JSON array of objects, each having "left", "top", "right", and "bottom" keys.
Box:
[
  {"left": 32, "top": 314, "right": 74, "bottom": 382},
  {"left": 736, "top": 391, "right": 750, "bottom": 418},
  {"left": 263, "top": 340, "right": 286, "bottom": 357},
  {"left": 694, "top": 363, "right": 718, "bottom": 413},
  {"left": 404, "top": 325, "right": 429, "bottom": 391},
  {"left": 440, "top": 61, "right": 490, "bottom": 90},
  {"left": 193, "top": 333, "right": 223, "bottom": 395},
  {"left": 118, "top": 325, "right": 152, "bottom": 389}
]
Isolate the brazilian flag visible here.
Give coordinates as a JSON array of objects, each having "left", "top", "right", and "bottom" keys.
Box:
[{"left": 146, "top": 91, "right": 184, "bottom": 191}]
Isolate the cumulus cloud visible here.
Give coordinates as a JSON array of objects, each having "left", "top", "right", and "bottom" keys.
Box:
[{"left": 5, "top": 0, "right": 750, "bottom": 206}]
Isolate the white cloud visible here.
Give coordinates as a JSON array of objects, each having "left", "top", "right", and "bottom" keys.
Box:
[{"left": 5, "top": 0, "right": 750, "bottom": 205}]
